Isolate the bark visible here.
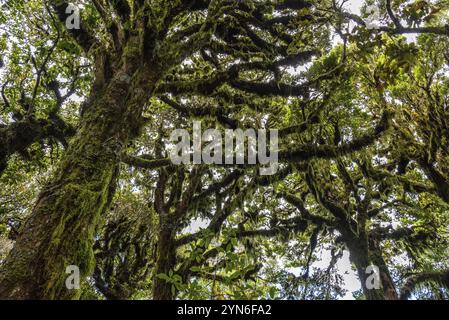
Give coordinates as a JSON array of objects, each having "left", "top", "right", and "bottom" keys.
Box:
[
  {"left": 152, "top": 228, "right": 177, "bottom": 300},
  {"left": 346, "top": 236, "right": 398, "bottom": 300},
  {"left": 419, "top": 159, "right": 449, "bottom": 204},
  {"left": 400, "top": 270, "right": 449, "bottom": 300},
  {"left": 368, "top": 238, "right": 398, "bottom": 300},
  {"left": 0, "top": 59, "right": 159, "bottom": 299},
  {"left": 0, "top": 116, "right": 72, "bottom": 176}
]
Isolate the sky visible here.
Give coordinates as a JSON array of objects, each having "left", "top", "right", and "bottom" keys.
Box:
[
  {"left": 325, "top": 1, "right": 363, "bottom": 299},
  {"left": 280, "top": 0, "right": 366, "bottom": 301},
  {"left": 286, "top": 0, "right": 419, "bottom": 300},
  {"left": 291, "top": 0, "right": 363, "bottom": 300},
  {"left": 0, "top": 0, "right": 410, "bottom": 300},
  {"left": 182, "top": 0, "right": 367, "bottom": 300},
  {"left": 348, "top": 0, "right": 365, "bottom": 14}
]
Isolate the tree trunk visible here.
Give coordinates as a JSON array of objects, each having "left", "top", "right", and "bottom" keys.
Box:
[
  {"left": 419, "top": 159, "right": 449, "bottom": 204},
  {"left": 152, "top": 228, "right": 177, "bottom": 300},
  {"left": 350, "top": 249, "right": 386, "bottom": 300},
  {"left": 368, "top": 238, "right": 398, "bottom": 300},
  {"left": 0, "top": 63, "right": 159, "bottom": 299},
  {"left": 347, "top": 238, "right": 397, "bottom": 300}
]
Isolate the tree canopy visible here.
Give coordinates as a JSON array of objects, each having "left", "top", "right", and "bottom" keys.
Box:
[{"left": 0, "top": 0, "right": 449, "bottom": 300}]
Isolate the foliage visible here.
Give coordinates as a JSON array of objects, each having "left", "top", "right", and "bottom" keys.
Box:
[{"left": 0, "top": 0, "right": 449, "bottom": 300}]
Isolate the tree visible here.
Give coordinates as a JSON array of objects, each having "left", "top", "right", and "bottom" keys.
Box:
[{"left": 0, "top": 0, "right": 449, "bottom": 300}]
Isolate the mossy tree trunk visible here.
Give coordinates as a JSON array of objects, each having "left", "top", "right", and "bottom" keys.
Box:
[
  {"left": 152, "top": 228, "right": 177, "bottom": 300},
  {"left": 418, "top": 158, "right": 449, "bottom": 204},
  {"left": 346, "top": 236, "right": 398, "bottom": 300},
  {"left": 0, "top": 57, "right": 160, "bottom": 299},
  {"left": 150, "top": 167, "right": 205, "bottom": 300},
  {"left": 0, "top": 0, "right": 212, "bottom": 298}
]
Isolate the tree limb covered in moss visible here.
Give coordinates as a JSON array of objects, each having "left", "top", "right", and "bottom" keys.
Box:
[{"left": 400, "top": 270, "right": 449, "bottom": 300}]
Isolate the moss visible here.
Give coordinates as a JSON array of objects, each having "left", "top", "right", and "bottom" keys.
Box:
[
  {"left": 0, "top": 60, "right": 160, "bottom": 298},
  {"left": 42, "top": 177, "right": 113, "bottom": 299}
]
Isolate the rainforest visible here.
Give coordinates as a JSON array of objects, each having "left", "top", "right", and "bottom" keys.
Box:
[{"left": 0, "top": 0, "right": 449, "bottom": 300}]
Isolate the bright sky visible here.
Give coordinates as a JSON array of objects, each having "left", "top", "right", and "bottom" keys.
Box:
[
  {"left": 0, "top": 0, "right": 409, "bottom": 300},
  {"left": 183, "top": 0, "right": 367, "bottom": 300},
  {"left": 348, "top": 0, "right": 365, "bottom": 14},
  {"left": 287, "top": 0, "right": 366, "bottom": 300}
]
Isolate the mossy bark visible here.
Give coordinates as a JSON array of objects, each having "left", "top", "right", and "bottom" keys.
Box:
[
  {"left": 346, "top": 237, "right": 398, "bottom": 300},
  {"left": 0, "top": 117, "right": 67, "bottom": 177},
  {"left": 152, "top": 228, "right": 177, "bottom": 300},
  {"left": 0, "top": 62, "right": 159, "bottom": 299},
  {"left": 419, "top": 159, "right": 449, "bottom": 204}
]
